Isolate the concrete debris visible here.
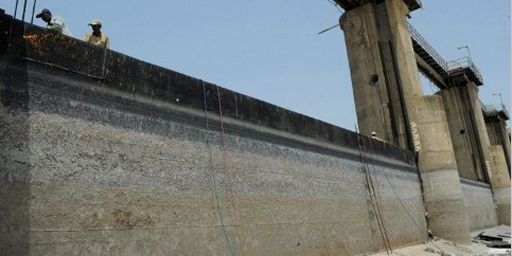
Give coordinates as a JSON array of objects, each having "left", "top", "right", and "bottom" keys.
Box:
[
  {"left": 370, "top": 226, "right": 511, "bottom": 256},
  {"left": 424, "top": 247, "right": 441, "bottom": 254},
  {"left": 472, "top": 226, "right": 511, "bottom": 255}
]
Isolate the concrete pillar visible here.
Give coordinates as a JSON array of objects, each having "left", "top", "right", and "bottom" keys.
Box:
[
  {"left": 488, "top": 145, "right": 511, "bottom": 225},
  {"left": 340, "top": 0, "right": 422, "bottom": 149},
  {"left": 438, "top": 79, "right": 511, "bottom": 225},
  {"left": 415, "top": 96, "right": 471, "bottom": 242},
  {"left": 340, "top": 0, "right": 471, "bottom": 244},
  {"left": 437, "top": 84, "right": 489, "bottom": 181},
  {"left": 485, "top": 111, "right": 511, "bottom": 173}
]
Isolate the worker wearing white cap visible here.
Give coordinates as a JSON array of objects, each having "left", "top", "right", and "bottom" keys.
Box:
[{"left": 83, "top": 19, "right": 110, "bottom": 49}]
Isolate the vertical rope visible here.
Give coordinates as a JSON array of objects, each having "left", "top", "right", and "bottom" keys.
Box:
[
  {"left": 201, "top": 81, "right": 235, "bottom": 256},
  {"left": 357, "top": 134, "right": 393, "bottom": 255},
  {"left": 366, "top": 141, "right": 393, "bottom": 252},
  {"left": 215, "top": 85, "right": 251, "bottom": 256}
]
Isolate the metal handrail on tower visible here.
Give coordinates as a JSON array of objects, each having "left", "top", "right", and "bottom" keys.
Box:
[
  {"left": 447, "top": 57, "right": 483, "bottom": 85},
  {"left": 408, "top": 23, "right": 484, "bottom": 86},
  {"left": 407, "top": 23, "right": 449, "bottom": 73},
  {"left": 481, "top": 100, "right": 510, "bottom": 120}
]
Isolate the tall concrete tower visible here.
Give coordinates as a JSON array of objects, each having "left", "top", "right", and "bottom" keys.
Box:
[{"left": 337, "top": 0, "right": 472, "bottom": 243}]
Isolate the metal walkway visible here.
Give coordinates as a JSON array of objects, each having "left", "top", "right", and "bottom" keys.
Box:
[{"left": 408, "top": 23, "right": 483, "bottom": 87}]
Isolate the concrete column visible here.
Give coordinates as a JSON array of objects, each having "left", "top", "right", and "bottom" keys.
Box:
[
  {"left": 437, "top": 84, "right": 488, "bottom": 181},
  {"left": 340, "top": 3, "right": 397, "bottom": 144},
  {"left": 468, "top": 98, "right": 512, "bottom": 224},
  {"left": 485, "top": 113, "right": 512, "bottom": 223},
  {"left": 340, "top": 0, "right": 471, "bottom": 244},
  {"left": 340, "top": 0, "right": 422, "bottom": 149},
  {"left": 488, "top": 145, "right": 511, "bottom": 225},
  {"left": 469, "top": 87, "right": 495, "bottom": 178},
  {"left": 485, "top": 111, "right": 511, "bottom": 172},
  {"left": 415, "top": 96, "right": 471, "bottom": 243},
  {"left": 438, "top": 79, "right": 511, "bottom": 225}
]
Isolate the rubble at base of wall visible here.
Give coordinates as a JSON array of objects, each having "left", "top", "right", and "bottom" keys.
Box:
[{"left": 369, "top": 226, "right": 511, "bottom": 256}]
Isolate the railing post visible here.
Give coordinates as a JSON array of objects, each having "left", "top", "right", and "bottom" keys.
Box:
[
  {"left": 21, "top": 0, "right": 28, "bottom": 22},
  {"left": 13, "top": 0, "right": 19, "bottom": 19},
  {"left": 30, "top": 0, "right": 37, "bottom": 24}
]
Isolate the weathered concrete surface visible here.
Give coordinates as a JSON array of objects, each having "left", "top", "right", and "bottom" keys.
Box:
[
  {"left": 436, "top": 84, "right": 489, "bottom": 181},
  {"left": 340, "top": 3, "right": 394, "bottom": 143},
  {"left": 0, "top": 93, "right": 427, "bottom": 255},
  {"left": 0, "top": 13, "right": 427, "bottom": 255},
  {"left": 460, "top": 179, "right": 498, "bottom": 231},
  {"left": 340, "top": 0, "right": 471, "bottom": 244},
  {"left": 414, "top": 96, "right": 471, "bottom": 243},
  {"left": 488, "top": 146, "right": 511, "bottom": 225},
  {"left": 340, "top": 1, "right": 416, "bottom": 149},
  {"left": 485, "top": 110, "right": 511, "bottom": 173},
  {"left": 340, "top": 0, "right": 424, "bottom": 149},
  {"left": 437, "top": 79, "right": 510, "bottom": 226}
]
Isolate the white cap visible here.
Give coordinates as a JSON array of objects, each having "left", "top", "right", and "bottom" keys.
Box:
[
  {"left": 371, "top": 131, "right": 377, "bottom": 136},
  {"left": 88, "top": 19, "right": 102, "bottom": 27}
]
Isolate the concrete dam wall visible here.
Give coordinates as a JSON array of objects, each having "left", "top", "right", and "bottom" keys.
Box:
[
  {"left": 0, "top": 13, "right": 428, "bottom": 255},
  {"left": 460, "top": 179, "right": 498, "bottom": 231}
]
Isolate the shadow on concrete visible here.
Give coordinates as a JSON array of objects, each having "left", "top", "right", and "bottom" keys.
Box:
[{"left": 0, "top": 10, "right": 32, "bottom": 255}]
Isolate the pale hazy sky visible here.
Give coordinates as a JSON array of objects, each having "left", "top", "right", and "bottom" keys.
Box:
[{"left": 4, "top": 0, "right": 511, "bottom": 130}]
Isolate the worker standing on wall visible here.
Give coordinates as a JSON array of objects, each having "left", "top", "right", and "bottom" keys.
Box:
[
  {"left": 36, "top": 8, "right": 73, "bottom": 36},
  {"left": 83, "top": 19, "right": 110, "bottom": 49}
]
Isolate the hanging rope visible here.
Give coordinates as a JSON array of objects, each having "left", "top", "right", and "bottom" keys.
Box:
[
  {"left": 201, "top": 81, "right": 235, "bottom": 256},
  {"left": 366, "top": 139, "right": 449, "bottom": 255},
  {"left": 356, "top": 133, "right": 393, "bottom": 255},
  {"left": 366, "top": 142, "right": 393, "bottom": 253},
  {"left": 215, "top": 85, "right": 251, "bottom": 256}
]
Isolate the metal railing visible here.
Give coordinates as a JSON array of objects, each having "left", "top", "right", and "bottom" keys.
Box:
[
  {"left": 480, "top": 98, "right": 509, "bottom": 119},
  {"left": 483, "top": 104, "right": 509, "bottom": 115},
  {"left": 407, "top": 22, "right": 449, "bottom": 72},
  {"left": 12, "top": 0, "right": 37, "bottom": 23},
  {"left": 446, "top": 57, "right": 483, "bottom": 84},
  {"left": 408, "top": 23, "right": 483, "bottom": 84},
  {"left": 481, "top": 102, "right": 497, "bottom": 114}
]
